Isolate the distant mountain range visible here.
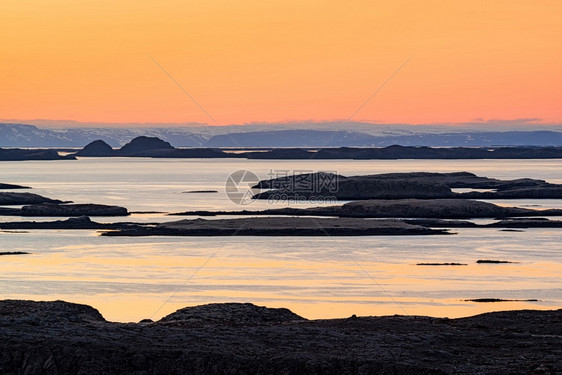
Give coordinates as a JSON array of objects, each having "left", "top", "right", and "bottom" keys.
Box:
[
  {"left": 2, "top": 122, "right": 562, "bottom": 148},
  {"left": 0, "top": 123, "right": 207, "bottom": 147}
]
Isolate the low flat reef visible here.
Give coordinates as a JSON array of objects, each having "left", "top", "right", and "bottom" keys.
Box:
[
  {"left": 0, "top": 192, "right": 63, "bottom": 205},
  {"left": 101, "top": 217, "right": 448, "bottom": 236},
  {"left": 4, "top": 215, "right": 562, "bottom": 235},
  {"left": 0, "top": 148, "right": 73, "bottom": 161},
  {"left": 465, "top": 298, "right": 539, "bottom": 303},
  {"left": 182, "top": 190, "right": 219, "bottom": 193},
  {"left": 0, "top": 203, "right": 129, "bottom": 217},
  {"left": 252, "top": 171, "right": 562, "bottom": 200},
  {"left": 0, "top": 216, "right": 138, "bottom": 230},
  {"left": 0, "top": 300, "right": 560, "bottom": 374},
  {"left": 0, "top": 183, "right": 29, "bottom": 189},
  {"left": 243, "top": 145, "right": 562, "bottom": 160},
  {"left": 0, "top": 183, "right": 129, "bottom": 217},
  {"left": 173, "top": 198, "right": 562, "bottom": 219}
]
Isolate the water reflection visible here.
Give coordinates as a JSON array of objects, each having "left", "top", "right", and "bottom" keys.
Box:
[{"left": 1, "top": 159, "right": 562, "bottom": 322}]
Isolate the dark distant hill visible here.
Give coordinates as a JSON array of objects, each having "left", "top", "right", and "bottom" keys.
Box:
[
  {"left": 373, "top": 131, "right": 562, "bottom": 147},
  {"left": 206, "top": 130, "right": 380, "bottom": 147},
  {"left": 0, "top": 148, "right": 71, "bottom": 161},
  {"left": 76, "top": 140, "right": 115, "bottom": 156},
  {"left": 206, "top": 130, "right": 562, "bottom": 147},
  {"left": 118, "top": 136, "right": 174, "bottom": 156}
]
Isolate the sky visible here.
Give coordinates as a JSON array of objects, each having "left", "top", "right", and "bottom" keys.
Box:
[{"left": 1, "top": 1, "right": 561, "bottom": 126}]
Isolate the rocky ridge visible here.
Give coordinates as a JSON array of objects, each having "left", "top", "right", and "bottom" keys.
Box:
[
  {"left": 0, "top": 300, "right": 560, "bottom": 374},
  {"left": 101, "top": 216, "right": 447, "bottom": 236},
  {"left": 172, "top": 198, "right": 562, "bottom": 219},
  {"left": 252, "top": 171, "right": 562, "bottom": 200}
]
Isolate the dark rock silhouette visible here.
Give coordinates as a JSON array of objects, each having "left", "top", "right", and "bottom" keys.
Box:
[
  {"left": 118, "top": 136, "right": 174, "bottom": 156},
  {"left": 253, "top": 171, "right": 562, "bottom": 200},
  {"left": 76, "top": 140, "right": 115, "bottom": 156},
  {"left": 0, "top": 148, "right": 72, "bottom": 161},
  {"left": 0, "top": 300, "right": 560, "bottom": 374},
  {"left": 160, "top": 302, "right": 304, "bottom": 325},
  {"left": 241, "top": 145, "right": 562, "bottom": 159},
  {"left": 18, "top": 203, "right": 129, "bottom": 217},
  {"left": 156, "top": 148, "right": 229, "bottom": 158},
  {"left": 337, "top": 199, "right": 545, "bottom": 219},
  {"left": 0, "top": 183, "right": 29, "bottom": 189},
  {"left": 102, "top": 217, "right": 448, "bottom": 236},
  {"left": 0, "top": 192, "right": 63, "bottom": 205},
  {"left": 172, "top": 199, "right": 562, "bottom": 219},
  {"left": 0, "top": 216, "right": 141, "bottom": 230}
]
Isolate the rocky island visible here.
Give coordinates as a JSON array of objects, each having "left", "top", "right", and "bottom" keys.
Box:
[
  {"left": 0, "top": 300, "right": 559, "bottom": 374},
  {"left": 101, "top": 217, "right": 448, "bottom": 236},
  {"left": 0, "top": 148, "right": 74, "bottom": 161},
  {"left": 76, "top": 137, "right": 228, "bottom": 158},
  {"left": 0, "top": 192, "right": 63, "bottom": 206},
  {"left": 252, "top": 171, "right": 562, "bottom": 200},
  {"left": 0, "top": 184, "right": 129, "bottom": 217},
  {"left": 69, "top": 136, "right": 562, "bottom": 160},
  {"left": 0, "top": 183, "right": 29, "bottom": 189},
  {"left": 173, "top": 198, "right": 562, "bottom": 219}
]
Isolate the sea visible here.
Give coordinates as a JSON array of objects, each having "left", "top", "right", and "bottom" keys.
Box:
[{"left": 1, "top": 157, "right": 561, "bottom": 322}]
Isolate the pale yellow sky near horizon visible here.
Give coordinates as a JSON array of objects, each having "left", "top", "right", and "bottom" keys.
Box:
[{"left": 1, "top": 1, "right": 561, "bottom": 126}]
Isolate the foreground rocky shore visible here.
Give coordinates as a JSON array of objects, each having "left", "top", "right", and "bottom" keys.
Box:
[{"left": 0, "top": 300, "right": 560, "bottom": 374}]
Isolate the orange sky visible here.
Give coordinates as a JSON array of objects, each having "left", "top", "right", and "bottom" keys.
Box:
[{"left": 1, "top": 0, "right": 561, "bottom": 126}]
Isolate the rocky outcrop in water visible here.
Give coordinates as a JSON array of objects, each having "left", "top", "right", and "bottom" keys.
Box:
[
  {"left": 0, "top": 300, "right": 560, "bottom": 374},
  {"left": 243, "top": 145, "right": 562, "bottom": 159},
  {"left": 0, "top": 216, "right": 138, "bottom": 230},
  {"left": 0, "top": 148, "right": 72, "bottom": 161},
  {"left": 0, "top": 192, "right": 63, "bottom": 205},
  {"left": 17, "top": 203, "right": 129, "bottom": 217},
  {"left": 75, "top": 137, "right": 230, "bottom": 158},
  {"left": 172, "top": 199, "right": 562, "bottom": 219},
  {"left": 76, "top": 140, "right": 115, "bottom": 156},
  {"left": 336, "top": 199, "right": 561, "bottom": 218},
  {"left": 102, "top": 217, "right": 448, "bottom": 236},
  {"left": 0, "top": 183, "right": 29, "bottom": 189},
  {"left": 252, "top": 171, "right": 562, "bottom": 200},
  {"left": 118, "top": 136, "right": 174, "bottom": 156}
]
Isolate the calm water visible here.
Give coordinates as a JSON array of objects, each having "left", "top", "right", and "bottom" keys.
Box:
[{"left": 1, "top": 158, "right": 561, "bottom": 322}]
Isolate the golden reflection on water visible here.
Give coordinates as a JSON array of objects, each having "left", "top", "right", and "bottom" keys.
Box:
[
  {"left": 1, "top": 248, "right": 559, "bottom": 323},
  {"left": 3, "top": 293, "right": 553, "bottom": 323},
  {"left": 2, "top": 159, "right": 562, "bottom": 322}
]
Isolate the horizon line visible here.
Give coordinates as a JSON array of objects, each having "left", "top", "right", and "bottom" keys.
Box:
[{"left": 1, "top": 118, "right": 561, "bottom": 129}]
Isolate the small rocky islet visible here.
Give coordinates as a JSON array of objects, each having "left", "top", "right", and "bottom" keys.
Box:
[{"left": 4, "top": 171, "right": 562, "bottom": 233}]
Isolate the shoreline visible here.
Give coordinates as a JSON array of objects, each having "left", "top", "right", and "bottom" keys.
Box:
[{"left": 1, "top": 299, "right": 560, "bottom": 374}]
